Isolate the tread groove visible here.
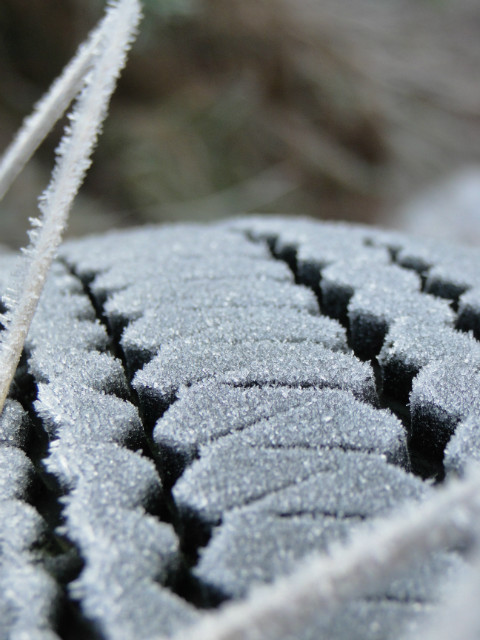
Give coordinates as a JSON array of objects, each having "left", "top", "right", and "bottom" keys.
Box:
[{"left": 66, "top": 263, "right": 219, "bottom": 612}]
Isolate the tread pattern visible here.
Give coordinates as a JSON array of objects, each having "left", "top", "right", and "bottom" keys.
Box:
[
  {"left": 122, "top": 306, "right": 348, "bottom": 371},
  {"left": 1, "top": 217, "right": 479, "bottom": 639},
  {"left": 0, "top": 398, "right": 60, "bottom": 639},
  {"left": 133, "top": 340, "right": 377, "bottom": 423},
  {"left": 152, "top": 384, "right": 408, "bottom": 477},
  {"left": 234, "top": 216, "right": 480, "bottom": 464},
  {"left": 25, "top": 262, "right": 198, "bottom": 639}
]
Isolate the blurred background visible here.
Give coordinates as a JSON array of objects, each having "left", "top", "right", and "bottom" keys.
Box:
[{"left": 1, "top": 0, "right": 480, "bottom": 247}]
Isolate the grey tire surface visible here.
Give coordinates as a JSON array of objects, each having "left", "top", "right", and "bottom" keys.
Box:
[{"left": 1, "top": 216, "right": 479, "bottom": 639}]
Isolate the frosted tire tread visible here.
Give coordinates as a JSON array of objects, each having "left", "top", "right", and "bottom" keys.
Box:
[{"left": 1, "top": 217, "right": 479, "bottom": 639}]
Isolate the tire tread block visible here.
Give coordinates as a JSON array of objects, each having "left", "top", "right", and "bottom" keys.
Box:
[
  {"left": 122, "top": 306, "right": 348, "bottom": 371},
  {"left": 321, "top": 257, "right": 419, "bottom": 322},
  {"left": 71, "top": 572, "right": 200, "bottom": 640},
  {"left": 222, "top": 388, "right": 408, "bottom": 466},
  {"left": 173, "top": 447, "right": 414, "bottom": 527},
  {"left": 384, "top": 234, "right": 480, "bottom": 302},
  {"left": 0, "top": 399, "right": 30, "bottom": 449},
  {"left": 29, "top": 347, "right": 128, "bottom": 397},
  {"left": 133, "top": 341, "right": 376, "bottom": 421},
  {"left": 0, "top": 560, "right": 60, "bottom": 638},
  {"left": 348, "top": 290, "right": 454, "bottom": 360},
  {"left": 195, "top": 511, "right": 358, "bottom": 598},
  {"left": 154, "top": 385, "right": 406, "bottom": 474},
  {"left": 91, "top": 255, "right": 293, "bottom": 301},
  {"left": 0, "top": 445, "right": 35, "bottom": 501},
  {"left": 45, "top": 442, "right": 163, "bottom": 512},
  {"left": 61, "top": 224, "right": 269, "bottom": 281},
  {"left": 248, "top": 453, "right": 424, "bottom": 518},
  {"left": 195, "top": 508, "right": 459, "bottom": 604},
  {"left": 35, "top": 383, "right": 144, "bottom": 449},
  {"left": 425, "top": 254, "right": 480, "bottom": 300},
  {"left": 105, "top": 279, "right": 319, "bottom": 329},
  {"left": 444, "top": 413, "right": 480, "bottom": 475},
  {"left": 410, "top": 357, "right": 480, "bottom": 457},
  {"left": 29, "top": 315, "right": 108, "bottom": 353},
  {"left": 379, "top": 319, "right": 480, "bottom": 401},
  {"left": 63, "top": 500, "right": 179, "bottom": 585},
  {"left": 0, "top": 499, "right": 46, "bottom": 559},
  {"left": 458, "top": 287, "right": 480, "bottom": 339}
]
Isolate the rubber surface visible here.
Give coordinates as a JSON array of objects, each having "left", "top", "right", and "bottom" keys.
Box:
[{"left": 1, "top": 216, "right": 479, "bottom": 639}]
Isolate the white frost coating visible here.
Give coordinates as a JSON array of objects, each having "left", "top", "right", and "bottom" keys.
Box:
[
  {"left": 0, "top": 0, "right": 142, "bottom": 415},
  {"left": 166, "top": 466, "right": 480, "bottom": 640},
  {"left": 0, "top": 20, "right": 103, "bottom": 202}
]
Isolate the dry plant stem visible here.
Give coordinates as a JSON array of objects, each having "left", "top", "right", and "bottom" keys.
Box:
[
  {"left": 0, "top": 0, "right": 141, "bottom": 415},
  {"left": 168, "top": 466, "right": 480, "bottom": 640},
  {"left": 0, "top": 24, "right": 103, "bottom": 202}
]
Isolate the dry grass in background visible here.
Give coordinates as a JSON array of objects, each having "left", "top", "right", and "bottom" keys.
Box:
[{"left": 1, "top": 0, "right": 480, "bottom": 246}]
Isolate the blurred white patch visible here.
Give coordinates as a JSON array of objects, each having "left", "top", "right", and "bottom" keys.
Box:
[{"left": 392, "top": 167, "right": 480, "bottom": 245}]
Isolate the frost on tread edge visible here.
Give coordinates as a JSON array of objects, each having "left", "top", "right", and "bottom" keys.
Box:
[{"left": 0, "top": 216, "right": 479, "bottom": 639}]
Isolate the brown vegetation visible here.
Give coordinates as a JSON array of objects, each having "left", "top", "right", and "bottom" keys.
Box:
[{"left": 1, "top": 0, "right": 479, "bottom": 244}]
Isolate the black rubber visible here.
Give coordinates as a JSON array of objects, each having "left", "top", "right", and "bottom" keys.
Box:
[{"left": 1, "top": 216, "right": 479, "bottom": 639}]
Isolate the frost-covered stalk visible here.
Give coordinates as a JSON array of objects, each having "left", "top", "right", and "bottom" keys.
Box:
[
  {"left": 0, "top": 21, "right": 103, "bottom": 201},
  {"left": 169, "top": 466, "right": 480, "bottom": 640},
  {"left": 0, "top": 0, "right": 142, "bottom": 414}
]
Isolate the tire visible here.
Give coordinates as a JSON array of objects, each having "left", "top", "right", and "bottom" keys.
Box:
[{"left": 1, "top": 216, "right": 479, "bottom": 640}]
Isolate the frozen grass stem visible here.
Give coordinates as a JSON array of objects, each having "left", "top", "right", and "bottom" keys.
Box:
[{"left": 0, "top": 0, "right": 142, "bottom": 415}]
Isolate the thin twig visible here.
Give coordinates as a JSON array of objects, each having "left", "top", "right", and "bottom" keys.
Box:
[
  {"left": 0, "top": 22, "right": 103, "bottom": 202},
  {"left": 0, "top": 0, "right": 142, "bottom": 415}
]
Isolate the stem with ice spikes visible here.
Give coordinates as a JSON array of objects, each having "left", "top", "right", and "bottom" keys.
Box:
[{"left": 0, "top": 0, "right": 142, "bottom": 416}]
